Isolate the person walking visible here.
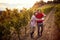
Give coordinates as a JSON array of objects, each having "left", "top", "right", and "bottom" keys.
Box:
[
  {"left": 35, "top": 9, "right": 46, "bottom": 37},
  {"left": 30, "top": 13, "right": 36, "bottom": 38}
]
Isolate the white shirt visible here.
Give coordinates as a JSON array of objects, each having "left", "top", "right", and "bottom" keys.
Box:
[{"left": 30, "top": 15, "right": 36, "bottom": 27}]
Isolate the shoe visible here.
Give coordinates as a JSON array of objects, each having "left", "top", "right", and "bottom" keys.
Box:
[
  {"left": 38, "top": 33, "right": 42, "bottom": 37},
  {"left": 30, "top": 33, "right": 33, "bottom": 39}
]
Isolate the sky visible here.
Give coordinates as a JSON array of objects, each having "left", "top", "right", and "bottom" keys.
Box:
[{"left": 0, "top": 0, "right": 53, "bottom": 10}]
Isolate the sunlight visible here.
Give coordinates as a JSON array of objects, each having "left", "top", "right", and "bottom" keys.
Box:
[
  {"left": 0, "top": 0, "right": 40, "bottom": 10},
  {"left": 0, "top": 0, "right": 53, "bottom": 10},
  {"left": 43, "top": 0, "right": 53, "bottom": 3},
  {"left": 43, "top": 0, "right": 48, "bottom": 2}
]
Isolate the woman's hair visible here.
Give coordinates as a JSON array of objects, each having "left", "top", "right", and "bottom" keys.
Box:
[
  {"left": 33, "top": 11, "right": 36, "bottom": 15},
  {"left": 36, "top": 9, "right": 42, "bottom": 13}
]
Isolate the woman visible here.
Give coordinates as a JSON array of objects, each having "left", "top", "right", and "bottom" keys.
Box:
[{"left": 30, "top": 13, "right": 36, "bottom": 38}]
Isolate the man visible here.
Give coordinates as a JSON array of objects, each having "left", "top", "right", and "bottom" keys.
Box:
[{"left": 35, "top": 9, "right": 46, "bottom": 37}]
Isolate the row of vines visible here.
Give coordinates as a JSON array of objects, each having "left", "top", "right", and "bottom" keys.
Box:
[{"left": 55, "top": 4, "right": 60, "bottom": 30}]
